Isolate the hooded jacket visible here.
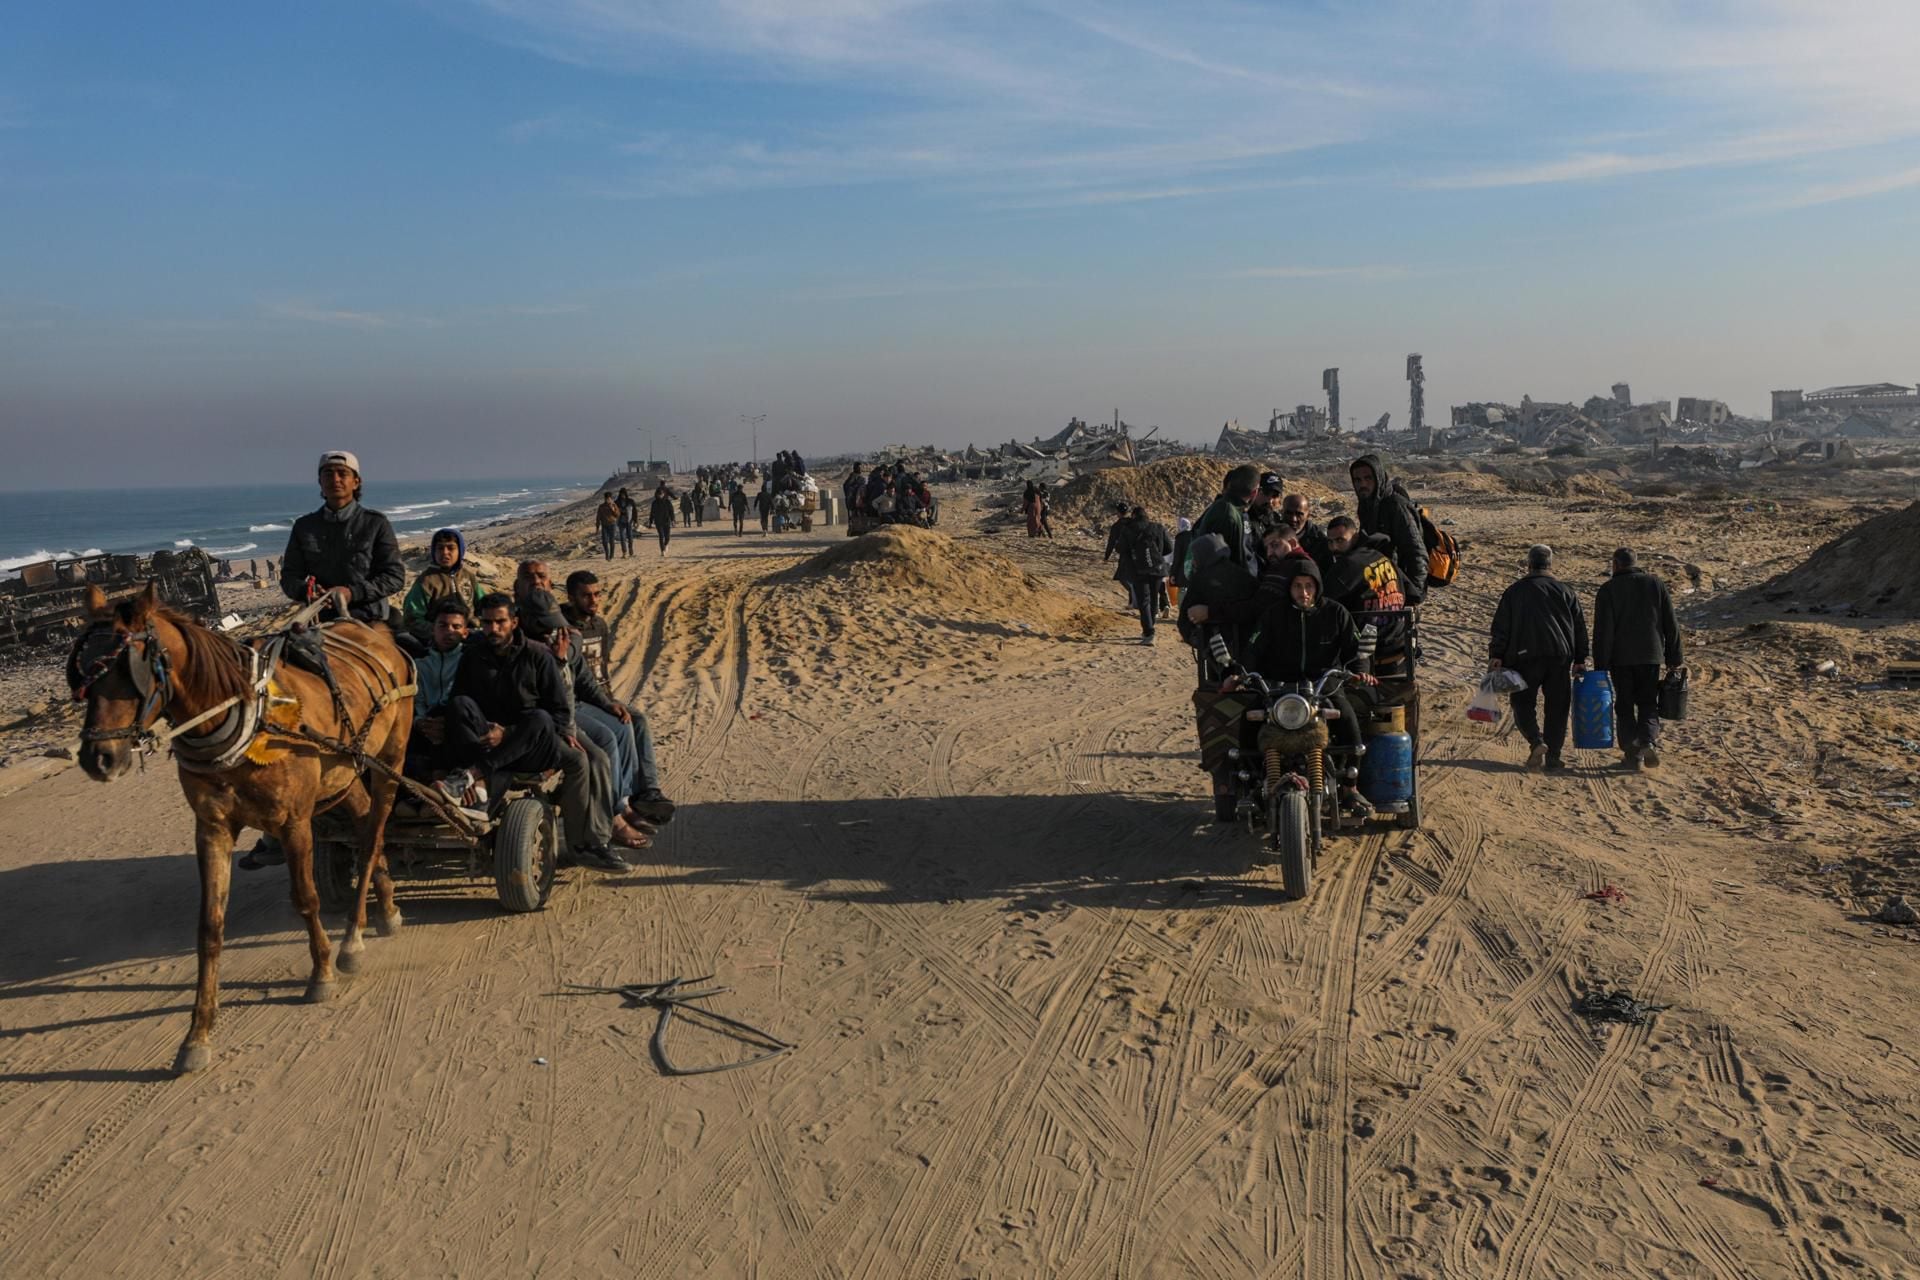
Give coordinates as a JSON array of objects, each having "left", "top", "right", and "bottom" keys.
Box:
[
  {"left": 1324, "top": 533, "right": 1410, "bottom": 670},
  {"left": 1593, "top": 566, "right": 1682, "bottom": 669},
  {"left": 1117, "top": 514, "right": 1173, "bottom": 581},
  {"left": 401, "top": 528, "right": 488, "bottom": 642},
  {"left": 1490, "top": 571, "right": 1588, "bottom": 665},
  {"left": 1243, "top": 558, "right": 1361, "bottom": 682},
  {"left": 414, "top": 643, "right": 464, "bottom": 720},
  {"left": 1190, "top": 493, "right": 1252, "bottom": 575},
  {"left": 1348, "top": 453, "right": 1428, "bottom": 604},
  {"left": 281, "top": 499, "right": 406, "bottom": 621},
  {"left": 648, "top": 493, "right": 677, "bottom": 528},
  {"left": 1177, "top": 533, "right": 1258, "bottom": 673}
]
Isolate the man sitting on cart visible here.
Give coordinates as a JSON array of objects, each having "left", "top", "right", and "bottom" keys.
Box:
[
  {"left": 442, "top": 593, "right": 629, "bottom": 872},
  {"left": 1326, "top": 515, "right": 1421, "bottom": 747}
]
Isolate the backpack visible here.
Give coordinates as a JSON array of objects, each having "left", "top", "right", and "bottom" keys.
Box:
[
  {"left": 1390, "top": 478, "right": 1459, "bottom": 588},
  {"left": 1125, "top": 524, "right": 1166, "bottom": 579}
]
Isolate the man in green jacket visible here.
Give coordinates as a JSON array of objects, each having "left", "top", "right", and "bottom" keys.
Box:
[
  {"left": 1189, "top": 464, "right": 1261, "bottom": 576},
  {"left": 401, "top": 528, "right": 489, "bottom": 646}
]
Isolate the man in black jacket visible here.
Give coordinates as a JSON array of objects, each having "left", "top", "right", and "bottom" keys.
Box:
[
  {"left": 280, "top": 450, "right": 406, "bottom": 622},
  {"left": 448, "top": 593, "right": 626, "bottom": 871},
  {"left": 1489, "top": 544, "right": 1588, "bottom": 771},
  {"left": 1115, "top": 506, "right": 1173, "bottom": 644},
  {"left": 1348, "top": 452, "right": 1427, "bottom": 606},
  {"left": 1238, "top": 557, "right": 1372, "bottom": 808},
  {"left": 1178, "top": 533, "right": 1256, "bottom": 684},
  {"left": 1593, "top": 547, "right": 1683, "bottom": 770},
  {"left": 1280, "top": 493, "right": 1332, "bottom": 576}
]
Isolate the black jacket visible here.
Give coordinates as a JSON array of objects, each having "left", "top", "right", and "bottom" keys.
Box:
[
  {"left": 281, "top": 502, "right": 406, "bottom": 621},
  {"left": 648, "top": 495, "right": 676, "bottom": 528},
  {"left": 1169, "top": 529, "right": 1195, "bottom": 587},
  {"left": 1593, "top": 567, "right": 1682, "bottom": 669},
  {"left": 1117, "top": 516, "right": 1172, "bottom": 581},
  {"left": 1325, "top": 536, "right": 1409, "bottom": 661},
  {"left": 1245, "top": 597, "right": 1360, "bottom": 683},
  {"left": 1490, "top": 572, "right": 1588, "bottom": 665},
  {"left": 1349, "top": 453, "right": 1428, "bottom": 604},
  {"left": 1294, "top": 521, "right": 1332, "bottom": 576},
  {"left": 453, "top": 631, "right": 575, "bottom": 738},
  {"left": 1104, "top": 516, "right": 1132, "bottom": 582}
]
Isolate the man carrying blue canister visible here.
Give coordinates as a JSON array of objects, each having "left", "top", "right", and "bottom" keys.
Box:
[{"left": 1489, "top": 544, "right": 1587, "bottom": 773}]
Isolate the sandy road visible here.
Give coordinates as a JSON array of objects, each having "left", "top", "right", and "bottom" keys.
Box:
[{"left": 0, "top": 493, "right": 1916, "bottom": 1278}]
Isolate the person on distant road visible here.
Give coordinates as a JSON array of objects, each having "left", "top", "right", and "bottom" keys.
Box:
[
  {"left": 754, "top": 483, "right": 773, "bottom": 535},
  {"left": 648, "top": 484, "right": 676, "bottom": 555},
  {"left": 279, "top": 450, "right": 406, "bottom": 622},
  {"left": 595, "top": 492, "right": 620, "bottom": 562},
  {"left": 1593, "top": 546, "right": 1683, "bottom": 770},
  {"left": 616, "top": 487, "right": 638, "bottom": 557},
  {"left": 730, "top": 480, "right": 749, "bottom": 534},
  {"left": 1489, "top": 544, "right": 1588, "bottom": 772},
  {"left": 1116, "top": 506, "right": 1173, "bottom": 645}
]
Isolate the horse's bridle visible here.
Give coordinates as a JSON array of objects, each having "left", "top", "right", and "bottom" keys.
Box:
[{"left": 68, "top": 618, "right": 172, "bottom": 746}]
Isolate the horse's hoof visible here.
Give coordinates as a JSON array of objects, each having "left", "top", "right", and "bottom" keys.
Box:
[
  {"left": 305, "top": 980, "right": 338, "bottom": 1004},
  {"left": 174, "top": 1043, "right": 211, "bottom": 1074},
  {"left": 376, "top": 910, "right": 404, "bottom": 937},
  {"left": 335, "top": 948, "right": 363, "bottom": 975}
]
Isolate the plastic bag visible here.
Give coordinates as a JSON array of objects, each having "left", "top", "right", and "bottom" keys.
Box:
[{"left": 1466, "top": 669, "right": 1521, "bottom": 724}]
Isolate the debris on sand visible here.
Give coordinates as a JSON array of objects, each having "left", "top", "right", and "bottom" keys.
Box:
[
  {"left": 1048, "top": 456, "right": 1343, "bottom": 528},
  {"left": 1874, "top": 895, "right": 1917, "bottom": 926},
  {"left": 1572, "top": 987, "right": 1668, "bottom": 1026},
  {"left": 1758, "top": 500, "right": 1920, "bottom": 616}
]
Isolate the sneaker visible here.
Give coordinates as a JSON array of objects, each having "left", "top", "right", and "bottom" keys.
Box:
[
  {"left": 1141, "top": 633, "right": 1155, "bottom": 645},
  {"left": 435, "top": 768, "right": 477, "bottom": 806},
  {"left": 629, "top": 792, "right": 676, "bottom": 825},
  {"left": 1545, "top": 756, "right": 1566, "bottom": 772},
  {"left": 1640, "top": 744, "right": 1661, "bottom": 768},
  {"left": 1621, "top": 748, "right": 1643, "bottom": 771},
  {"left": 1526, "top": 743, "right": 1547, "bottom": 772}
]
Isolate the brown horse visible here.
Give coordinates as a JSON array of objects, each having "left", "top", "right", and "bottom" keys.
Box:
[{"left": 71, "top": 582, "right": 415, "bottom": 1074}]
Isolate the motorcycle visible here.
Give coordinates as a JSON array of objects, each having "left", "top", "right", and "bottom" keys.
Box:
[{"left": 1215, "top": 667, "right": 1362, "bottom": 901}]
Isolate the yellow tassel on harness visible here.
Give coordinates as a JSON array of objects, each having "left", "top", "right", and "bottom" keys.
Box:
[{"left": 244, "top": 681, "right": 304, "bottom": 765}]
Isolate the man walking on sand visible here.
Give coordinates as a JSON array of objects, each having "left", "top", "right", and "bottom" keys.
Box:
[
  {"left": 595, "top": 492, "right": 620, "bottom": 562},
  {"left": 1593, "top": 547, "right": 1683, "bottom": 770},
  {"left": 649, "top": 484, "right": 676, "bottom": 555},
  {"left": 1116, "top": 505, "right": 1173, "bottom": 644},
  {"left": 1489, "top": 544, "right": 1587, "bottom": 772}
]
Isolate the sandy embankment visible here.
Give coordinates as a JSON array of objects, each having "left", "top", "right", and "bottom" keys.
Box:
[{"left": 0, "top": 464, "right": 1915, "bottom": 1276}]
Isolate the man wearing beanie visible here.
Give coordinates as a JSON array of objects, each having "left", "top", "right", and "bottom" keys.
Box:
[{"left": 280, "top": 450, "right": 406, "bottom": 623}]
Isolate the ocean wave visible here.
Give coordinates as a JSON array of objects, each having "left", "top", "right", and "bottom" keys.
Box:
[
  {"left": 387, "top": 499, "right": 453, "bottom": 516},
  {"left": 205, "top": 543, "right": 257, "bottom": 556},
  {"left": 175, "top": 538, "right": 196, "bottom": 547},
  {"left": 2, "top": 547, "right": 105, "bottom": 573},
  {"left": 249, "top": 523, "right": 289, "bottom": 533}
]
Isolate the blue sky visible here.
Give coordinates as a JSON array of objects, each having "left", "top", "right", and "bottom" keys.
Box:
[{"left": 4, "top": 1, "right": 1919, "bottom": 486}]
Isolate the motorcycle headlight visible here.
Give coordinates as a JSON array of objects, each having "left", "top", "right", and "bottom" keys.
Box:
[{"left": 1274, "top": 693, "right": 1312, "bottom": 731}]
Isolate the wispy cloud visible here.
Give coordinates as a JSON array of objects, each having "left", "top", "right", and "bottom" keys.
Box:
[
  {"left": 1787, "top": 164, "right": 1920, "bottom": 208},
  {"left": 790, "top": 275, "right": 1035, "bottom": 303},
  {"left": 265, "top": 299, "right": 587, "bottom": 329},
  {"left": 1225, "top": 265, "right": 1407, "bottom": 282},
  {"left": 501, "top": 109, "right": 606, "bottom": 143}
]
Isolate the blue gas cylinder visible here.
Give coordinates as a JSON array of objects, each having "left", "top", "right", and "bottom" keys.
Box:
[
  {"left": 1572, "top": 670, "right": 1615, "bottom": 750},
  {"left": 1359, "top": 730, "right": 1415, "bottom": 809}
]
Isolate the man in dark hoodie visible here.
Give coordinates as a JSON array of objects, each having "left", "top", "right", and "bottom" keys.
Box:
[
  {"left": 1348, "top": 453, "right": 1427, "bottom": 606},
  {"left": 1237, "top": 556, "right": 1373, "bottom": 809},
  {"left": 1116, "top": 506, "right": 1173, "bottom": 644},
  {"left": 1102, "top": 501, "right": 1134, "bottom": 603},
  {"left": 1489, "top": 544, "right": 1588, "bottom": 771},
  {"left": 1191, "top": 463, "right": 1260, "bottom": 575},
  {"left": 1178, "top": 532, "right": 1257, "bottom": 684},
  {"left": 281, "top": 450, "right": 407, "bottom": 622},
  {"left": 1593, "top": 546, "right": 1683, "bottom": 770}
]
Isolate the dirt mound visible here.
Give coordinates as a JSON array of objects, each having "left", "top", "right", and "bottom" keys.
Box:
[
  {"left": 778, "top": 525, "right": 1093, "bottom": 630},
  {"left": 1547, "top": 472, "right": 1631, "bottom": 501},
  {"left": 1049, "top": 457, "right": 1343, "bottom": 527},
  {"left": 1760, "top": 500, "right": 1920, "bottom": 615}
]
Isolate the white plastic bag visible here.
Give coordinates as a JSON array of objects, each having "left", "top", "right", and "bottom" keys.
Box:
[{"left": 1466, "top": 671, "right": 1513, "bottom": 724}]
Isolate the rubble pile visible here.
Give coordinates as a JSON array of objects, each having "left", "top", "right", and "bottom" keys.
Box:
[
  {"left": 1049, "top": 456, "right": 1343, "bottom": 527},
  {"left": 1754, "top": 500, "right": 1920, "bottom": 617}
]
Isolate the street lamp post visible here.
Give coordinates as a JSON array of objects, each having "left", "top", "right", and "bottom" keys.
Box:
[{"left": 740, "top": 414, "right": 766, "bottom": 471}]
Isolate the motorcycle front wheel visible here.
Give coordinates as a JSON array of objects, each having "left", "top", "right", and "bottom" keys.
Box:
[{"left": 1273, "top": 789, "right": 1311, "bottom": 900}]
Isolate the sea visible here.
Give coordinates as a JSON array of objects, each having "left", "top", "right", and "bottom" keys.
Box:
[{"left": 0, "top": 478, "right": 595, "bottom": 574}]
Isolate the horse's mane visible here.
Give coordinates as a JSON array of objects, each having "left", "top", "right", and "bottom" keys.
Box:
[{"left": 144, "top": 605, "right": 256, "bottom": 707}]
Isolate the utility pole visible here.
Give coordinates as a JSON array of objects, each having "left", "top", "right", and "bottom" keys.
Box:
[{"left": 740, "top": 413, "right": 766, "bottom": 470}]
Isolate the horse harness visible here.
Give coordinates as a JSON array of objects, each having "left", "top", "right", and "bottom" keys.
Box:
[{"left": 69, "top": 616, "right": 416, "bottom": 774}]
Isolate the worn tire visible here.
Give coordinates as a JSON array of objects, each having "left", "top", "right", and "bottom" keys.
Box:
[
  {"left": 1275, "top": 790, "right": 1312, "bottom": 901},
  {"left": 494, "top": 798, "right": 557, "bottom": 913},
  {"left": 314, "top": 839, "right": 359, "bottom": 914}
]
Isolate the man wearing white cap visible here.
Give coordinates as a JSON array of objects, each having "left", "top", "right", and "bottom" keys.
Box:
[{"left": 280, "top": 450, "right": 406, "bottom": 622}]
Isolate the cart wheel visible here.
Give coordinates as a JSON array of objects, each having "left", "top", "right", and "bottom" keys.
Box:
[
  {"left": 494, "top": 798, "right": 558, "bottom": 912},
  {"left": 315, "top": 838, "right": 359, "bottom": 914},
  {"left": 1274, "top": 790, "right": 1312, "bottom": 900}
]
